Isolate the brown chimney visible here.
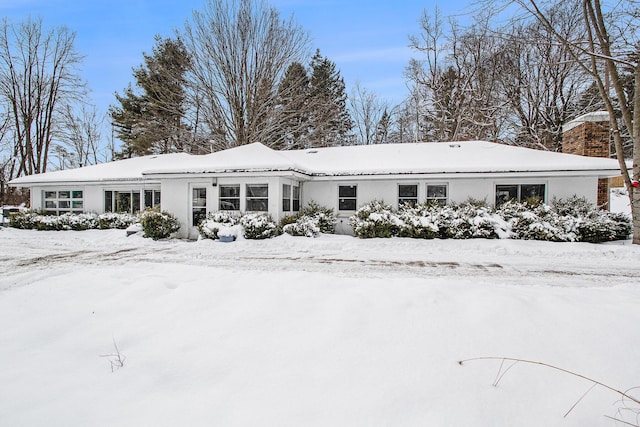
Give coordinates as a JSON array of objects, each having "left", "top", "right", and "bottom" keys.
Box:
[{"left": 562, "top": 111, "right": 611, "bottom": 209}]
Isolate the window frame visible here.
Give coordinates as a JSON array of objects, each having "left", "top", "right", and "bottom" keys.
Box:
[
  {"left": 43, "top": 190, "right": 84, "bottom": 215},
  {"left": 219, "top": 184, "right": 241, "bottom": 211},
  {"left": 246, "top": 184, "right": 269, "bottom": 212},
  {"left": 292, "top": 185, "right": 300, "bottom": 212},
  {"left": 104, "top": 190, "right": 142, "bottom": 214},
  {"left": 338, "top": 185, "right": 357, "bottom": 211},
  {"left": 282, "top": 184, "right": 291, "bottom": 212},
  {"left": 495, "top": 183, "right": 546, "bottom": 206},
  {"left": 426, "top": 184, "right": 448, "bottom": 206},
  {"left": 192, "top": 187, "right": 207, "bottom": 226},
  {"left": 398, "top": 184, "right": 418, "bottom": 207},
  {"left": 282, "top": 183, "right": 300, "bottom": 213},
  {"left": 144, "top": 190, "right": 161, "bottom": 209}
]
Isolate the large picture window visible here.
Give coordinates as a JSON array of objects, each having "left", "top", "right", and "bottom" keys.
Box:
[
  {"left": 426, "top": 184, "right": 448, "bottom": 206},
  {"left": 495, "top": 184, "right": 545, "bottom": 205},
  {"left": 43, "top": 190, "right": 84, "bottom": 215},
  {"left": 338, "top": 185, "right": 357, "bottom": 211},
  {"left": 219, "top": 185, "right": 240, "bottom": 210},
  {"left": 192, "top": 187, "right": 207, "bottom": 226},
  {"left": 398, "top": 184, "right": 418, "bottom": 206},
  {"left": 104, "top": 190, "right": 141, "bottom": 214},
  {"left": 246, "top": 184, "right": 268, "bottom": 211}
]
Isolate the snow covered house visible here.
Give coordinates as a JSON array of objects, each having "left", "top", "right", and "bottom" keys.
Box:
[{"left": 9, "top": 113, "right": 621, "bottom": 239}]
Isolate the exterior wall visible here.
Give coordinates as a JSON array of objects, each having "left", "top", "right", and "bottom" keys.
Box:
[
  {"left": 303, "top": 176, "right": 599, "bottom": 235},
  {"left": 29, "top": 183, "right": 162, "bottom": 214},
  {"left": 161, "top": 179, "right": 192, "bottom": 238},
  {"left": 546, "top": 176, "right": 598, "bottom": 204},
  {"left": 161, "top": 176, "right": 295, "bottom": 239},
  {"left": 23, "top": 173, "right": 601, "bottom": 238}
]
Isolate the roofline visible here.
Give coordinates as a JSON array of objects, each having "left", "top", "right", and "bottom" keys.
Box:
[
  {"left": 9, "top": 168, "right": 620, "bottom": 187},
  {"left": 142, "top": 168, "right": 311, "bottom": 179},
  {"left": 8, "top": 177, "right": 154, "bottom": 187}
]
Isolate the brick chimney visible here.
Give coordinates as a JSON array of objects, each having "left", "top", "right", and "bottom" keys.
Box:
[{"left": 562, "top": 111, "right": 611, "bottom": 209}]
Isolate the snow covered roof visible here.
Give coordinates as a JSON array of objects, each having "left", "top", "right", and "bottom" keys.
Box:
[
  {"left": 9, "top": 152, "right": 192, "bottom": 185},
  {"left": 9, "top": 141, "right": 622, "bottom": 186},
  {"left": 143, "top": 143, "right": 300, "bottom": 175},
  {"left": 278, "top": 141, "right": 621, "bottom": 176}
]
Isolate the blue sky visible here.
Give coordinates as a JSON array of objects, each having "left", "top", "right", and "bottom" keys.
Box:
[{"left": 2, "top": 0, "right": 473, "bottom": 117}]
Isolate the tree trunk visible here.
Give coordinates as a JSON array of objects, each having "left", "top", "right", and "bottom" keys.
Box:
[{"left": 632, "top": 63, "right": 640, "bottom": 244}]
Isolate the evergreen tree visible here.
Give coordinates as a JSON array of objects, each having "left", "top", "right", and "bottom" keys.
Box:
[
  {"left": 275, "top": 62, "right": 311, "bottom": 149},
  {"left": 374, "top": 108, "right": 391, "bottom": 144},
  {"left": 308, "top": 50, "right": 353, "bottom": 146},
  {"left": 110, "top": 36, "right": 191, "bottom": 157}
]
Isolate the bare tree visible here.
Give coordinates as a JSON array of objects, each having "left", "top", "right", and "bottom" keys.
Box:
[
  {"left": 495, "top": 2, "right": 589, "bottom": 151},
  {"left": 498, "top": 0, "right": 639, "bottom": 243},
  {"left": 0, "top": 17, "right": 84, "bottom": 176},
  {"left": 55, "top": 103, "right": 102, "bottom": 168},
  {"left": 349, "top": 82, "right": 389, "bottom": 145},
  {"left": 182, "top": 0, "right": 309, "bottom": 151},
  {"left": 408, "top": 9, "right": 506, "bottom": 142}
]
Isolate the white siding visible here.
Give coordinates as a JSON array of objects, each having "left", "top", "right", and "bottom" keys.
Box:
[{"left": 22, "top": 173, "right": 604, "bottom": 239}]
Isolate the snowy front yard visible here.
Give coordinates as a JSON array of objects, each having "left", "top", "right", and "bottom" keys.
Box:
[{"left": 1, "top": 227, "right": 639, "bottom": 426}]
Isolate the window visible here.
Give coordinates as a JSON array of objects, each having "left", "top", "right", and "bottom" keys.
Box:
[
  {"left": 192, "top": 187, "right": 207, "bottom": 226},
  {"left": 104, "top": 190, "right": 141, "bottom": 214},
  {"left": 282, "top": 184, "right": 300, "bottom": 212},
  {"left": 43, "top": 190, "right": 84, "bottom": 215},
  {"left": 282, "top": 184, "right": 291, "bottom": 211},
  {"left": 495, "top": 184, "right": 545, "bottom": 206},
  {"left": 338, "top": 185, "right": 357, "bottom": 211},
  {"left": 426, "top": 184, "right": 448, "bottom": 206},
  {"left": 219, "top": 185, "right": 240, "bottom": 210},
  {"left": 246, "top": 184, "right": 268, "bottom": 211},
  {"left": 144, "top": 190, "right": 161, "bottom": 209},
  {"left": 292, "top": 185, "right": 300, "bottom": 212},
  {"left": 398, "top": 184, "right": 418, "bottom": 206}
]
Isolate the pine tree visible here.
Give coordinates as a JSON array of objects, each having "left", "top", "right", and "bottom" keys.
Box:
[
  {"left": 110, "top": 36, "right": 191, "bottom": 157},
  {"left": 374, "top": 108, "right": 391, "bottom": 144},
  {"left": 308, "top": 50, "right": 353, "bottom": 146},
  {"left": 275, "top": 62, "right": 312, "bottom": 149}
]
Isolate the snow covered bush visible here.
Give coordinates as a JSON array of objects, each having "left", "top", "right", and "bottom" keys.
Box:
[
  {"left": 239, "top": 213, "right": 279, "bottom": 240},
  {"left": 509, "top": 204, "right": 577, "bottom": 242},
  {"left": 608, "top": 212, "right": 633, "bottom": 240},
  {"left": 551, "top": 195, "right": 595, "bottom": 217},
  {"left": 502, "top": 197, "right": 631, "bottom": 243},
  {"left": 282, "top": 202, "right": 336, "bottom": 237},
  {"left": 350, "top": 200, "right": 401, "bottom": 238},
  {"left": 97, "top": 212, "right": 139, "bottom": 229},
  {"left": 446, "top": 202, "right": 501, "bottom": 239},
  {"left": 397, "top": 203, "right": 439, "bottom": 239},
  {"left": 9, "top": 211, "right": 99, "bottom": 231},
  {"left": 59, "top": 213, "right": 99, "bottom": 231},
  {"left": 300, "top": 202, "right": 336, "bottom": 234},
  {"left": 282, "top": 216, "right": 321, "bottom": 237},
  {"left": 551, "top": 196, "right": 631, "bottom": 242},
  {"left": 9, "top": 210, "right": 40, "bottom": 229},
  {"left": 198, "top": 211, "right": 241, "bottom": 240},
  {"left": 138, "top": 209, "right": 180, "bottom": 240}
]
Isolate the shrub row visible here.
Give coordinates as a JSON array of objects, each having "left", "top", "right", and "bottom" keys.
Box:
[
  {"left": 349, "top": 197, "right": 631, "bottom": 243},
  {"left": 9, "top": 209, "right": 180, "bottom": 240},
  {"left": 9, "top": 211, "right": 139, "bottom": 231},
  {"left": 197, "top": 202, "right": 337, "bottom": 240}
]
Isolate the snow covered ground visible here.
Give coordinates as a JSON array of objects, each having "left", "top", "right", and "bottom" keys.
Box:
[{"left": 1, "top": 206, "right": 639, "bottom": 426}]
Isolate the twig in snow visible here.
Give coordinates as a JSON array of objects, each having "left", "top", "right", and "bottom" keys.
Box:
[
  {"left": 99, "top": 337, "right": 126, "bottom": 372},
  {"left": 458, "top": 356, "right": 640, "bottom": 426}
]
